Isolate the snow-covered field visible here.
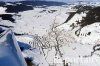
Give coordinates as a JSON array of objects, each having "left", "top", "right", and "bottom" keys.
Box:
[{"left": 0, "top": 1, "right": 100, "bottom": 66}]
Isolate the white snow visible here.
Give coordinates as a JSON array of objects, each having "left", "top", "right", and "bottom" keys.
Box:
[
  {"left": 14, "top": 5, "right": 100, "bottom": 66},
  {"left": 0, "top": 7, "right": 7, "bottom": 14},
  {"left": 1, "top": 2, "right": 100, "bottom": 66}
]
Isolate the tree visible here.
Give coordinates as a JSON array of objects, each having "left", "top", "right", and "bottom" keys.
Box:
[{"left": 31, "top": 23, "right": 76, "bottom": 66}]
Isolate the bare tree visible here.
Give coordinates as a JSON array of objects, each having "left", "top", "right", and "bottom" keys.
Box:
[
  {"left": 32, "top": 23, "right": 76, "bottom": 66},
  {"left": 42, "top": 23, "right": 76, "bottom": 66}
]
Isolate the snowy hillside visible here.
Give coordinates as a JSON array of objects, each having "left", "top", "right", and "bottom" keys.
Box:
[{"left": 0, "top": 1, "right": 100, "bottom": 66}]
